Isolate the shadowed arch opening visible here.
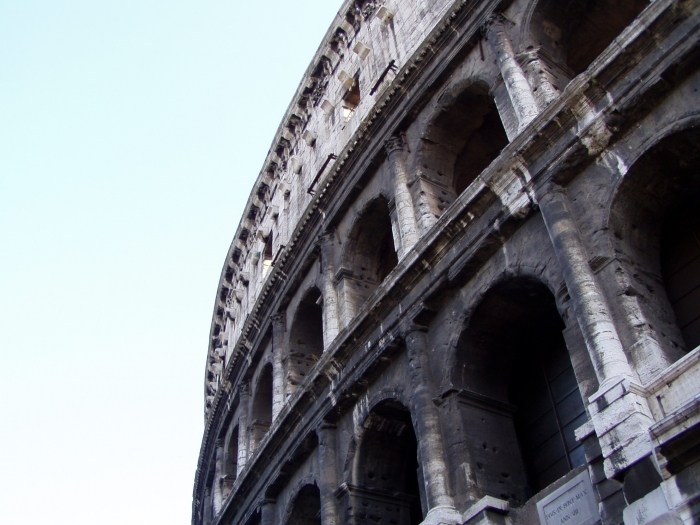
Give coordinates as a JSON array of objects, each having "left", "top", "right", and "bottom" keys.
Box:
[
  {"left": 287, "top": 287, "right": 324, "bottom": 393},
  {"left": 251, "top": 364, "right": 273, "bottom": 450},
  {"left": 453, "top": 278, "right": 587, "bottom": 502},
  {"left": 338, "top": 196, "right": 398, "bottom": 323},
  {"left": 286, "top": 484, "right": 321, "bottom": 525},
  {"left": 420, "top": 80, "right": 508, "bottom": 212},
  {"left": 528, "top": 0, "right": 648, "bottom": 81},
  {"left": 610, "top": 127, "right": 700, "bottom": 356},
  {"left": 343, "top": 400, "right": 424, "bottom": 525},
  {"left": 222, "top": 425, "right": 239, "bottom": 498}
]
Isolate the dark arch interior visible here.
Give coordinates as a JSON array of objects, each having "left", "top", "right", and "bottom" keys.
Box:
[
  {"left": 287, "top": 484, "right": 321, "bottom": 525},
  {"left": 456, "top": 278, "right": 587, "bottom": 499},
  {"left": 225, "top": 425, "right": 239, "bottom": 491},
  {"left": 612, "top": 128, "right": 700, "bottom": 354},
  {"left": 353, "top": 401, "right": 423, "bottom": 525},
  {"left": 530, "top": 0, "right": 648, "bottom": 76},
  {"left": 251, "top": 364, "right": 273, "bottom": 450},
  {"left": 661, "top": 192, "right": 700, "bottom": 350},
  {"left": 346, "top": 197, "right": 398, "bottom": 286},
  {"left": 427, "top": 81, "right": 509, "bottom": 197},
  {"left": 288, "top": 287, "right": 324, "bottom": 389}
]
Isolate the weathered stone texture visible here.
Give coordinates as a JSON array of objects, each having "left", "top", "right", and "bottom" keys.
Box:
[{"left": 194, "top": 1, "right": 700, "bottom": 525}]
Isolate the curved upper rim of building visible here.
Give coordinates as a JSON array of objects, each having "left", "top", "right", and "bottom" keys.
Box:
[{"left": 202, "top": 0, "right": 458, "bottom": 412}]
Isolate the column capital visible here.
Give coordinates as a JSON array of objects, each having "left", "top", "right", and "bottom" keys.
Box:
[
  {"left": 481, "top": 12, "right": 510, "bottom": 36},
  {"left": 384, "top": 133, "right": 405, "bottom": 155},
  {"left": 238, "top": 382, "right": 250, "bottom": 397},
  {"left": 271, "top": 313, "right": 286, "bottom": 332},
  {"left": 318, "top": 421, "right": 337, "bottom": 432},
  {"left": 402, "top": 322, "right": 428, "bottom": 339}
]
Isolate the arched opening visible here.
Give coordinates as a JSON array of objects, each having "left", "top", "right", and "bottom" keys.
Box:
[
  {"left": 611, "top": 127, "right": 700, "bottom": 356},
  {"left": 420, "top": 81, "right": 509, "bottom": 209},
  {"left": 286, "top": 484, "right": 322, "bottom": 525},
  {"left": 222, "top": 425, "right": 239, "bottom": 498},
  {"left": 287, "top": 287, "right": 324, "bottom": 393},
  {"left": 338, "top": 197, "right": 398, "bottom": 322},
  {"left": 528, "top": 0, "right": 648, "bottom": 79},
  {"left": 453, "top": 278, "right": 587, "bottom": 503},
  {"left": 251, "top": 364, "right": 273, "bottom": 451},
  {"left": 343, "top": 400, "right": 424, "bottom": 525}
]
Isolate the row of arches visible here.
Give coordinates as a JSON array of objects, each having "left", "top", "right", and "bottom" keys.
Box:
[
  {"left": 212, "top": 120, "right": 700, "bottom": 525},
  {"left": 244, "top": 276, "right": 588, "bottom": 525}
]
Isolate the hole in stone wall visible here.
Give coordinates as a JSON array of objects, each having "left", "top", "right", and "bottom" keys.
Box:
[{"left": 263, "top": 232, "right": 274, "bottom": 277}]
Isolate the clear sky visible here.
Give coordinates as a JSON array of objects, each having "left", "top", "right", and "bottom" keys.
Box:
[{"left": 0, "top": 1, "right": 343, "bottom": 523}]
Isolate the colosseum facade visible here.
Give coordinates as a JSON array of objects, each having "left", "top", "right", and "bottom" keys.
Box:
[{"left": 193, "top": 1, "right": 700, "bottom": 524}]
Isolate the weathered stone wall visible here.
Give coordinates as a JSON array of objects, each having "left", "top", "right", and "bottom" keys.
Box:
[{"left": 195, "top": 1, "right": 700, "bottom": 525}]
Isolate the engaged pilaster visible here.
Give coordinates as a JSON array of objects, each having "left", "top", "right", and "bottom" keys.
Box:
[
  {"left": 536, "top": 183, "right": 654, "bottom": 478},
  {"left": 385, "top": 134, "right": 419, "bottom": 257},
  {"left": 319, "top": 231, "right": 340, "bottom": 349},
  {"left": 271, "top": 313, "right": 286, "bottom": 421},
  {"left": 212, "top": 438, "right": 225, "bottom": 515},
  {"left": 404, "top": 326, "right": 461, "bottom": 525},
  {"left": 318, "top": 423, "right": 340, "bottom": 525},
  {"left": 483, "top": 14, "right": 539, "bottom": 132},
  {"left": 260, "top": 499, "right": 276, "bottom": 525},
  {"left": 237, "top": 383, "right": 250, "bottom": 476}
]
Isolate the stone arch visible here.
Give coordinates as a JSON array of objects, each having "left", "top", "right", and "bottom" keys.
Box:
[
  {"left": 337, "top": 196, "right": 398, "bottom": 322},
  {"left": 283, "top": 483, "right": 322, "bottom": 525},
  {"left": 251, "top": 363, "right": 273, "bottom": 451},
  {"left": 449, "top": 277, "right": 588, "bottom": 503},
  {"left": 287, "top": 286, "right": 324, "bottom": 394},
  {"left": 222, "top": 424, "right": 239, "bottom": 498},
  {"left": 416, "top": 78, "right": 509, "bottom": 218},
  {"left": 435, "top": 249, "right": 575, "bottom": 392},
  {"left": 609, "top": 125, "right": 700, "bottom": 358},
  {"left": 342, "top": 399, "right": 424, "bottom": 525},
  {"left": 522, "top": 0, "right": 648, "bottom": 85}
]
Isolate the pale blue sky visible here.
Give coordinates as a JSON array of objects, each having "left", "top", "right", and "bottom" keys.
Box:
[{"left": 0, "top": 1, "right": 342, "bottom": 523}]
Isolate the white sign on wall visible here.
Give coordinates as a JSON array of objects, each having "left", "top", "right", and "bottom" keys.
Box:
[{"left": 536, "top": 470, "right": 600, "bottom": 525}]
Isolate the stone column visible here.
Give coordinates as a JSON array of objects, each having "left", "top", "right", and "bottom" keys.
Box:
[
  {"left": 536, "top": 184, "right": 636, "bottom": 385},
  {"left": 271, "top": 314, "right": 286, "bottom": 421},
  {"left": 318, "top": 423, "right": 340, "bottom": 525},
  {"left": 385, "top": 134, "right": 419, "bottom": 257},
  {"left": 237, "top": 383, "right": 250, "bottom": 477},
  {"left": 213, "top": 439, "right": 225, "bottom": 515},
  {"left": 260, "top": 499, "right": 276, "bottom": 525},
  {"left": 517, "top": 48, "right": 560, "bottom": 109},
  {"left": 483, "top": 14, "right": 539, "bottom": 132},
  {"left": 404, "top": 326, "right": 461, "bottom": 525},
  {"left": 319, "top": 231, "right": 340, "bottom": 349}
]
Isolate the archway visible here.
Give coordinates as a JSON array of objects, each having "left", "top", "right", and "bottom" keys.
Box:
[
  {"left": 610, "top": 127, "right": 700, "bottom": 355},
  {"left": 286, "top": 484, "right": 322, "bottom": 525},
  {"left": 527, "top": 0, "right": 648, "bottom": 81},
  {"left": 419, "top": 81, "right": 509, "bottom": 213},
  {"left": 287, "top": 287, "right": 324, "bottom": 394},
  {"left": 343, "top": 400, "right": 424, "bottom": 525},
  {"left": 453, "top": 278, "right": 587, "bottom": 501},
  {"left": 251, "top": 364, "right": 273, "bottom": 451},
  {"left": 222, "top": 425, "right": 239, "bottom": 498},
  {"left": 338, "top": 197, "right": 398, "bottom": 322}
]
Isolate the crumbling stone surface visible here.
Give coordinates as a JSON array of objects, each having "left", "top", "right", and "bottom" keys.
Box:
[{"left": 194, "top": 1, "right": 700, "bottom": 525}]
